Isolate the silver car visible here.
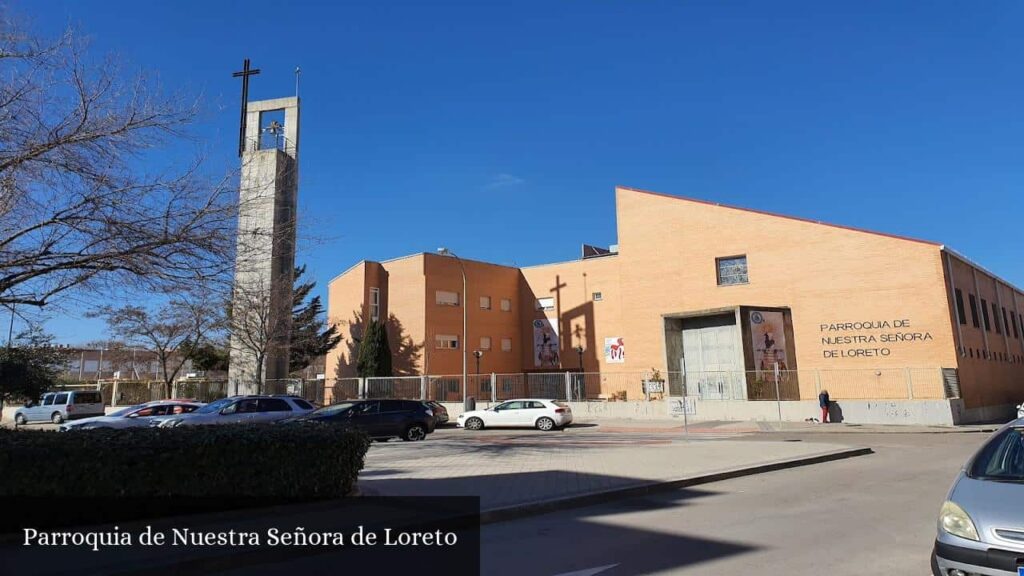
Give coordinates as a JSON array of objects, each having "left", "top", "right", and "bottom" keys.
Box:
[
  {"left": 153, "top": 395, "right": 315, "bottom": 428},
  {"left": 60, "top": 400, "right": 204, "bottom": 431},
  {"left": 933, "top": 419, "right": 1024, "bottom": 576}
]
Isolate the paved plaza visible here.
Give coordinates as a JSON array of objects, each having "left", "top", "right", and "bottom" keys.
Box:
[{"left": 359, "top": 424, "right": 869, "bottom": 514}]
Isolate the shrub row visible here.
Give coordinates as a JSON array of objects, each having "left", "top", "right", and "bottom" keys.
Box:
[{"left": 0, "top": 422, "right": 370, "bottom": 499}]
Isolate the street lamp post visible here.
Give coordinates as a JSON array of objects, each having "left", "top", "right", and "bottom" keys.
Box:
[
  {"left": 437, "top": 248, "right": 469, "bottom": 409},
  {"left": 6, "top": 302, "right": 15, "bottom": 350},
  {"left": 473, "top": 349, "right": 483, "bottom": 375}
]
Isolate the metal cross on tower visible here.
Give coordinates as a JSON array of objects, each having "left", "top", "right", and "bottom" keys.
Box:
[{"left": 232, "top": 58, "right": 261, "bottom": 157}]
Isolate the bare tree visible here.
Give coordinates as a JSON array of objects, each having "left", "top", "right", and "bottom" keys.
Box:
[
  {"left": 0, "top": 13, "right": 239, "bottom": 309},
  {"left": 91, "top": 300, "right": 218, "bottom": 398},
  {"left": 227, "top": 276, "right": 289, "bottom": 394}
]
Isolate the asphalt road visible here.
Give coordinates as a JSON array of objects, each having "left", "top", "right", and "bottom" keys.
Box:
[{"left": 478, "top": 431, "right": 989, "bottom": 576}]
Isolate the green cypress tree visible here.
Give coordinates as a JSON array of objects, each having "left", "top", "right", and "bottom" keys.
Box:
[{"left": 356, "top": 321, "right": 393, "bottom": 377}]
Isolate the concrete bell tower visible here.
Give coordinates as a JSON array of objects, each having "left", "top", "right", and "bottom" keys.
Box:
[{"left": 227, "top": 95, "right": 300, "bottom": 395}]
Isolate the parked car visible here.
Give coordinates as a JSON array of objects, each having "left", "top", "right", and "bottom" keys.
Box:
[
  {"left": 153, "top": 395, "right": 316, "bottom": 428},
  {"left": 59, "top": 400, "right": 205, "bottom": 431},
  {"left": 457, "top": 399, "right": 572, "bottom": 431},
  {"left": 288, "top": 399, "right": 435, "bottom": 441},
  {"left": 932, "top": 419, "right": 1024, "bottom": 575},
  {"left": 1017, "top": 403, "right": 1023, "bottom": 419},
  {"left": 14, "top": 390, "right": 105, "bottom": 425},
  {"left": 425, "top": 401, "right": 449, "bottom": 426}
]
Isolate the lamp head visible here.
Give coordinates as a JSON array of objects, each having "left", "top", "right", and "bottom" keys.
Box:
[{"left": 437, "top": 247, "right": 450, "bottom": 256}]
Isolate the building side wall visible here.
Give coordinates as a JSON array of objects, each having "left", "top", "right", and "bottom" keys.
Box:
[
  {"left": 945, "top": 252, "right": 1024, "bottom": 410},
  {"left": 614, "top": 187, "right": 959, "bottom": 400},
  {"left": 326, "top": 262, "right": 369, "bottom": 378},
  {"left": 519, "top": 256, "right": 623, "bottom": 373},
  {"left": 423, "top": 254, "right": 522, "bottom": 376},
  {"left": 380, "top": 255, "right": 427, "bottom": 376}
]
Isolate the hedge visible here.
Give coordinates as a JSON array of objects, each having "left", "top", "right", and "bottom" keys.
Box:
[{"left": 0, "top": 422, "right": 370, "bottom": 499}]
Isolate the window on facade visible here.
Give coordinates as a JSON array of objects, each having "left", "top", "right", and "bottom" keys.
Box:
[
  {"left": 480, "top": 336, "right": 491, "bottom": 350},
  {"left": 500, "top": 298, "right": 512, "bottom": 312},
  {"left": 436, "top": 290, "right": 460, "bottom": 306},
  {"left": 993, "top": 302, "right": 1001, "bottom": 334},
  {"left": 716, "top": 255, "right": 748, "bottom": 286},
  {"left": 954, "top": 289, "right": 966, "bottom": 325},
  {"left": 982, "top": 299, "right": 991, "bottom": 331},
  {"left": 501, "top": 338, "right": 512, "bottom": 352},
  {"left": 593, "top": 292, "right": 603, "bottom": 301},
  {"left": 369, "top": 287, "right": 380, "bottom": 322},
  {"left": 969, "top": 294, "right": 980, "bottom": 328},
  {"left": 435, "top": 335, "right": 459, "bottom": 349},
  {"left": 1003, "top": 307, "right": 1011, "bottom": 337},
  {"left": 536, "top": 297, "right": 555, "bottom": 311},
  {"left": 1012, "top": 314, "right": 1020, "bottom": 339},
  {"left": 480, "top": 296, "right": 491, "bottom": 309}
]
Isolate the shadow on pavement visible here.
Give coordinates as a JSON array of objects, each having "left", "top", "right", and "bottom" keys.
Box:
[{"left": 481, "top": 488, "right": 759, "bottom": 575}]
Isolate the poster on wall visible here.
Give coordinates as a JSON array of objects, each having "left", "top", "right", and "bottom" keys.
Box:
[
  {"left": 533, "top": 318, "right": 560, "bottom": 368},
  {"left": 750, "top": 310, "right": 788, "bottom": 377},
  {"left": 604, "top": 337, "right": 625, "bottom": 363}
]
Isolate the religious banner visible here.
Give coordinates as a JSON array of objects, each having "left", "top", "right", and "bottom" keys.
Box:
[
  {"left": 604, "top": 337, "right": 625, "bottom": 363},
  {"left": 533, "top": 318, "right": 560, "bottom": 368},
  {"left": 750, "top": 310, "right": 788, "bottom": 377}
]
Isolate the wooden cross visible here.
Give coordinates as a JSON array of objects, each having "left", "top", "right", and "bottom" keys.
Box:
[{"left": 232, "top": 58, "right": 261, "bottom": 157}]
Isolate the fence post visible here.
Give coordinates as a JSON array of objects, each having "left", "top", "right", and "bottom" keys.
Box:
[
  {"left": 111, "top": 380, "right": 119, "bottom": 406},
  {"left": 358, "top": 378, "right": 366, "bottom": 400},
  {"left": 171, "top": 380, "right": 178, "bottom": 399},
  {"left": 564, "top": 372, "right": 572, "bottom": 402},
  {"left": 906, "top": 368, "right": 914, "bottom": 400},
  {"left": 491, "top": 372, "right": 497, "bottom": 403},
  {"left": 420, "top": 376, "right": 427, "bottom": 401}
]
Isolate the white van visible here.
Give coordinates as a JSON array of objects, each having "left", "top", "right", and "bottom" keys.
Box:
[{"left": 14, "top": 390, "right": 106, "bottom": 425}]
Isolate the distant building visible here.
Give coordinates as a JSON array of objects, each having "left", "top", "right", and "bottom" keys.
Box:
[
  {"left": 60, "top": 347, "right": 194, "bottom": 382},
  {"left": 327, "top": 186, "right": 1023, "bottom": 423}
]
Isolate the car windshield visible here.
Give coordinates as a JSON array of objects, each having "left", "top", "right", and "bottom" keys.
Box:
[
  {"left": 194, "top": 398, "right": 234, "bottom": 414},
  {"left": 109, "top": 405, "right": 144, "bottom": 417},
  {"left": 308, "top": 402, "right": 357, "bottom": 417},
  {"left": 969, "top": 427, "right": 1024, "bottom": 482}
]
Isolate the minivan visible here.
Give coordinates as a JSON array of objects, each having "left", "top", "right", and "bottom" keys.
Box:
[{"left": 15, "top": 390, "right": 106, "bottom": 425}]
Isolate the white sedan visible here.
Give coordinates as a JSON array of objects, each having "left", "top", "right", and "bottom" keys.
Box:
[
  {"left": 59, "top": 400, "right": 204, "bottom": 431},
  {"left": 457, "top": 399, "right": 573, "bottom": 431}
]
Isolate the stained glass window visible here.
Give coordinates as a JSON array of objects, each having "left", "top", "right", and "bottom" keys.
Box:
[{"left": 716, "top": 256, "right": 748, "bottom": 286}]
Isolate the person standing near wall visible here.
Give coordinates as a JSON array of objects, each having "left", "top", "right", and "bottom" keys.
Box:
[{"left": 818, "top": 389, "right": 830, "bottom": 423}]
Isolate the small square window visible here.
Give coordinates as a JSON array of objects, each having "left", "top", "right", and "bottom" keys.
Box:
[
  {"left": 501, "top": 338, "right": 512, "bottom": 352},
  {"left": 480, "top": 296, "right": 491, "bottom": 310},
  {"left": 592, "top": 292, "right": 603, "bottom": 301},
  {"left": 716, "top": 255, "right": 748, "bottom": 286},
  {"left": 435, "top": 335, "right": 459, "bottom": 349},
  {"left": 436, "top": 290, "right": 460, "bottom": 306},
  {"left": 500, "top": 298, "right": 512, "bottom": 312},
  {"left": 480, "top": 336, "right": 491, "bottom": 350}
]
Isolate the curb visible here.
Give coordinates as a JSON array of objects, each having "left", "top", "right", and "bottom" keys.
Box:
[{"left": 477, "top": 446, "right": 873, "bottom": 525}]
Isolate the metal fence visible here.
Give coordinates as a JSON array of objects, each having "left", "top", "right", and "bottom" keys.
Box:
[
  {"left": 83, "top": 365, "right": 957, "bottom": 408},
  {"left": 317, "top": 367, "right": 955, "bottom": 403}
]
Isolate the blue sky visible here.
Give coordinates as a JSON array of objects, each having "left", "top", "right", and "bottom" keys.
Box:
[{"left": 21, "top": 0, "right": 1024, "bottom": 343}]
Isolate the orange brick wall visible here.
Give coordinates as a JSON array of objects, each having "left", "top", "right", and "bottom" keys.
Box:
[{"left": 945, "top": 252, "right": 1024, "bottom": 409}]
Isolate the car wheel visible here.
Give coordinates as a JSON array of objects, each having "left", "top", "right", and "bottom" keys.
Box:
[
  {"left": 464, "top": 417, "right": 484, "bottom": 431},
  {"left": 536, "top": 417, "right": 555, "bottom": 431},
  {"left": 51, "top": 412, "right": 64, "bottom": 425},
  {"left": 402, "top": 424, "right": 427, "bottom": 442},
  {"left": 14, "top": 413, "right": 26, "bottom": 426}
]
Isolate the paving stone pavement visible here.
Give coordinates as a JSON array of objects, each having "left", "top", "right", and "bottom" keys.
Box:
[{"left": 358, "top": 427, "right": 865, "bottom": 511}]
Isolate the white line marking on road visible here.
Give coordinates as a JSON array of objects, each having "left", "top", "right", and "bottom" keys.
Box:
[{"left": 552, "top": 563, "right": 619, "bottom": 576}]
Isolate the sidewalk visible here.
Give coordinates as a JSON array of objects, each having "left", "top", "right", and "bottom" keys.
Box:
[
  {"left": 359, "top": 435, "right": 869, "bottom": 519},
  {"left": 572, "top": 417, "right": 1002, "bottom": 435}
]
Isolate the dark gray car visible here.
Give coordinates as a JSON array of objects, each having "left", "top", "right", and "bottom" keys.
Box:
[{"left": 933, "top": 419, "right": 1024, "bottom": 576}]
